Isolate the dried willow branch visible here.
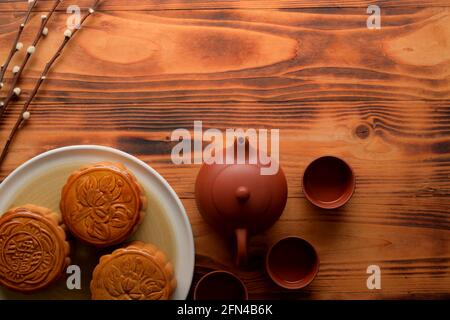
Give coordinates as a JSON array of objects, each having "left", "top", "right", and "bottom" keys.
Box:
[
  {"left": 0, "top": 0, "right": 62, "bottom": 120},
  {"left": 0, "top": 0, "right": 38, "bottom": 89},
  {"left": 0, "top": 0, "right": 101, "bottom": 167}
]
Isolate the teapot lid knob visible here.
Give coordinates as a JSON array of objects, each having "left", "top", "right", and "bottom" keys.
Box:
[{"left": 235, "top": 186, "right": 251, "bottom": 202}]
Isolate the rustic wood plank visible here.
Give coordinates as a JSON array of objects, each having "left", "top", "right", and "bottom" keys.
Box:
[
  {"left": 1, "top": 8, "right": 450, "bottom": 104},
  {"left": 1, "top": 124, "right": 449, "bottom": 201},
  {"left": 187, "top": 199, "right": 450, "bottom": 299},
  {"left": 1, "top": 0, "right": 450, "bottom": 12},
  {"left": 1, "top": 101, "right": 449, "bottom": 132}
]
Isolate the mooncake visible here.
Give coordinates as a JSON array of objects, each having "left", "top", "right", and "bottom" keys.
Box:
[
  {"left": 0, "top": 204, "right": 70, "bottom": 293},
  {"left": 60, "top": 162, "right": 146, "bottom": 247},
  {"left": 90, "top": 241, "right": 176, "bottom": 300}
]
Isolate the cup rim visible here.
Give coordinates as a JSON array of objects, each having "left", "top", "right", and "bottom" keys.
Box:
[
  {"left": 193, "top": 270, "right": 248, "bottom": 300},
  {"left": 266, "top": 236, "right": 320, "bottom": 290},
  {"left": 301, "top": 155, "right": 356, "bottom": 209}
]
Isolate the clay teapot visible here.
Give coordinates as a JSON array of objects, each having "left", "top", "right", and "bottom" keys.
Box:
[{"left": 195, "top": 138, "right": 288, "bottom": 266}]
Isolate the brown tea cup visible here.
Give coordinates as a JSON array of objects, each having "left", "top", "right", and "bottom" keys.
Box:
[
  {"left": 266, "top": 237, "right": 319, "bottom": 290},
  {"left": 193, "top": 270, "right": 248, "bottom": 300},
  {"left": 302, "top": 156, "right": 355, "bottom": 209}
]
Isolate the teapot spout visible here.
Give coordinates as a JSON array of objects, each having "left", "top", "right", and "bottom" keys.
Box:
[{"left": 235, "top": 228, "right": 248, "bottom": 267}]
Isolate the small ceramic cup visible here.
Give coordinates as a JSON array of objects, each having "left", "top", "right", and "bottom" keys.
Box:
[
  {"left": 266, "top": 237, "right": 319, "bottom": 290},
  {"left": 302, "top": 156, "right": 355, "bottom": 209},
  {"left": 193, "top": 270, "right": 248, "bottom": 300}
]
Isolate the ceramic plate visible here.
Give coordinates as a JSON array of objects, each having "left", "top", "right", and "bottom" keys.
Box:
[{"left": 0, "top": 145, "right": 195, "bottom": 300}]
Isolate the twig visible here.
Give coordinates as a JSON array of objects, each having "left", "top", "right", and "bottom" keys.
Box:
[
  {"left": 0, "top": 1, "right": 101, "bottom": 167},
  {"left": 0, "top": 0, "right": 39, "bottom": 89},
  {"left": 0, "top": 0, "right": 61, "bottom": 121}
]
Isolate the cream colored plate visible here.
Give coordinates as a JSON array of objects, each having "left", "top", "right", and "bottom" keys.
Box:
[{"left": 0, "top": 145, "right": 194, "bottom": 300}]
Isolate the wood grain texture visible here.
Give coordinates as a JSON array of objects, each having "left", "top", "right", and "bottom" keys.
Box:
[
  {"left": 1, "top": 0, "right": 450, "bottom": 11},
  {"left": 1, "top": 8, "right": 450, "bottom": 104},
  {"left": 0, "top": 1, "right": 449, "bottom": 299}
]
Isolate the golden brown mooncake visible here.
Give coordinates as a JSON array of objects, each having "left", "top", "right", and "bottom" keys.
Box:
[
  {"left": 90, "top": 241, "right": 176, "bottom": 300},
  {"left": 0, "top": 204, "right": 70, "bottom": 293},
  {"left": 60, "top": 162, "right": 146, "bottom": 247}
]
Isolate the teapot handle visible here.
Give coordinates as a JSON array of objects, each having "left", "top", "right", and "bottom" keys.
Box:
[{"left": 235, "top": 228, "right": 248, "bottom": 267}]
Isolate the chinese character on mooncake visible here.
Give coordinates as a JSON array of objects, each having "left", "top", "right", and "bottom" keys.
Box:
[{"left": 0, "top": 204, "right": 70, "bottom": 293}]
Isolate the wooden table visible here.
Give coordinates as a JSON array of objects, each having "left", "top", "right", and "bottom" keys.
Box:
[{"left": 0, "top": 0, "right": 449, "bottom": 299}]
